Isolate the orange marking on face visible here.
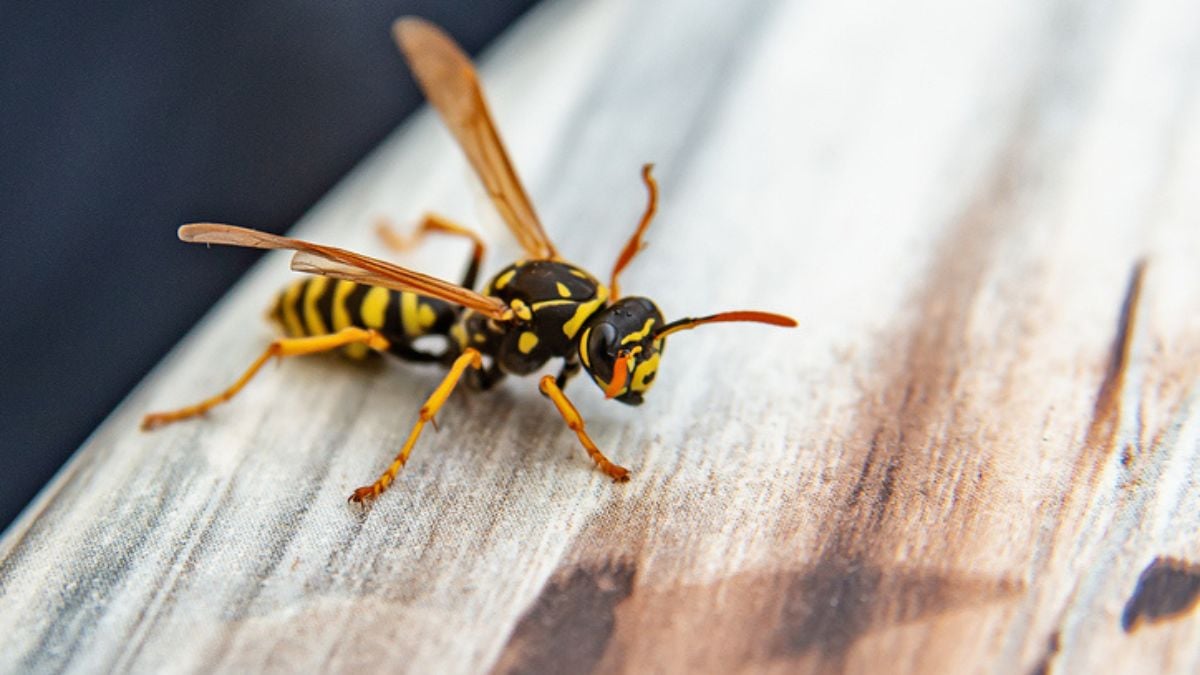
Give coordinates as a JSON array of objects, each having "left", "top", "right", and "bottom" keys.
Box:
[{"left": 605, "top": 351, "right": 631, "bottom": 399}]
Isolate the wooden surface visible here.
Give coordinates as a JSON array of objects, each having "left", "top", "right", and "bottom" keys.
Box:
[{"left": 4, "top": 0, "right": 1200, "bottom": 672}]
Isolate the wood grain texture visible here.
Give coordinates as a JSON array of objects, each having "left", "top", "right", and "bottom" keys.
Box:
[{"left": 4, "top": 0, "right": 1200, "bottom": 672}]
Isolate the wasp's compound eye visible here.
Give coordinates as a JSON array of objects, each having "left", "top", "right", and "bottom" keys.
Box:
[{"left": 587, "top": 322, "right": 619, "bottom": 363}]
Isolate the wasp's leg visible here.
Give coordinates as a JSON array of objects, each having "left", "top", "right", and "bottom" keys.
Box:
[
  {"left": 349, "top": 347, "right": 483, "bottom": 504},
  {"left": 538, "top": 375, "right": 631, "bottom": 482},
  {"left": 555, "top": 356, "right": 581, "bottom": 390},
  {"left": 464, "top": 360, "right": 506, "bottom": 391},
  {"left": 142, "top": 327, "right": 390, "bottom": 430},
  {"left": 609, "top": 164, "right": 658, "bottom": 300},
  {"left": 376, "top": 212, "right": 486, "bottom": 290}
]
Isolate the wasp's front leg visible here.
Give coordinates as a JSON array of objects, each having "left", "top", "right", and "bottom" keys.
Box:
[
  {"left": 538, "top": 375, "right": 630, "bottom": 482},
  {"left": 555, "top": 356, "right": 582, "bottom": 390}
]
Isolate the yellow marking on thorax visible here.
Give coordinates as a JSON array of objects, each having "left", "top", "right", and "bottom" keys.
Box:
[
  {"left": 530, "top": 299, "right": 576, "bottom": 311},
  {"left": 361, "top": 286, "right": 390, "bottom": 328},
  {"left": 569, "top": 269, "right": 589, "bottom": 279},
  {"left": 621, "top": 318, "right": 657, "bottom": 345},
  {"left": 451, "top": 323, "right": 468, "bottom": 348},
  {"left": 518, "top": 332, "right": 539, "bottom": 354},
  {"left": 563, "top": 284, "right": 609, "bottom": 340},
  {"left": 494, "top": 268, "right": 516, "bottom": 290},
  {"left": 303, "top": 276, "right": 329, "bottom": 335},
  {"left": 556, "top": 282, "right": 572, "bottom": 298},
  {"left": 510, "top": 298, "right": 533, "bottom": 321},
  {"left": 280, "top": 281, "right": 306, "bottom": 337}
]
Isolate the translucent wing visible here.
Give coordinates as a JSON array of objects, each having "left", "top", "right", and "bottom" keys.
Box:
[
  {"left": 179, "top": 223, "right": 511, "bottom": 320},
  {"left": 394, "top": 17, "right": 559, "bottom": 260}
]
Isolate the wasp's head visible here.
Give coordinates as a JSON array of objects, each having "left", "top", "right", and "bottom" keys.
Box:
[
  {"left": 579, "top": 297, "right": 665, "bottom": 406},
  {"left": 580, "top": 298, "right": 796, "bottom": 406}
]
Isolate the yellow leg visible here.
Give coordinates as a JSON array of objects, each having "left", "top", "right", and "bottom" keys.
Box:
[
  {"left": 377, "top": 212, "right": 483, "bottom": 248},
  {"left": 376, "top": 213, "right": 486, "bottom": 289},
  {"left": 377, "top": 213, "right": 485, "bottom": 261},
  {"left": 349, "top": 348, "right": 483, "bottom": 504},
  {"left": 538, "top": 376, "right": 631, "bottom": 482},
  {"left": 609, "top": 164, "right": 658, "bottom": 300},
  {"left": 141, "top": 327, "right": 390, "bottom": 430}
]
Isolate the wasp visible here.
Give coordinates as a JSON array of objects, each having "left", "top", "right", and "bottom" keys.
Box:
[{"left": 142, "top": 17, "right": 797, "bottom": 504}]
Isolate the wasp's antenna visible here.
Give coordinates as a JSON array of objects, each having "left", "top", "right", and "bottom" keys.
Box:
[
  {"left": 609, "top": 164, "right": 658, "bottom": 300},
  {"left": 655, "top": 311, "right": 796, "bottom": 340}
]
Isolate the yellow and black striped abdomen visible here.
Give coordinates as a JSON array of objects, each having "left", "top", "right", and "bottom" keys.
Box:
[{"left": 268, "top": 277, "right": 458, "bottom": 360}]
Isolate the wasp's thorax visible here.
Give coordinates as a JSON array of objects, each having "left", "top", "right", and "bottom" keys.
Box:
[{"left": 579, "top": 296, "right": 666, "bottom": 405}]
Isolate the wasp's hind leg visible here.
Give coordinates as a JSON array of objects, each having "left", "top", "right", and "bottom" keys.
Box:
[
  {"left": 349, "top": 347, "right": 483, "bottom": 505},
  {"left": 141, "top": 327, "right": 390, "bottom": 430},
  {"left": 376, "top": 213, "right": 486, "bottom": 289},
  {"left": 538, "top": 376, "right": 631, "bottom": 482}
]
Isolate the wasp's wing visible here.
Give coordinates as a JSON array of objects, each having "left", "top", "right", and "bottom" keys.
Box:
[
  {"left": 394, "top": 17, "right": 558, "bottom": 260},
  {"left": 180, "top": 223, "right": 511, "bottom": 320},
  {"left": 285, "top": 251, "right": 507, "bottom": 318}
]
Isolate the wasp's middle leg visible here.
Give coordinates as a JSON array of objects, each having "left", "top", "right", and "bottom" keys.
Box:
[
  {"left": 555, "top": 356, "right": 582, "bottom": 390},
  {"left": 349, "top": 347, "right": 484, "bottom": 504}
]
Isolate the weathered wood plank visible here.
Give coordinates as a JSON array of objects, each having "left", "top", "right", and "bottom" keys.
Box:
[{"left": 3, "top": 0, "right": 1200, "bottom": 672}]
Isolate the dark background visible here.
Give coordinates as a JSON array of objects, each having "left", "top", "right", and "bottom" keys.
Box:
[{"left": 0, "top": 1, "right": 539, "bottom": 532}]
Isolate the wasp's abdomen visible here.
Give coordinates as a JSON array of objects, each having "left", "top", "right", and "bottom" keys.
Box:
[{"left": 268, "top": 277, "right": 457, "bottom": 360}]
